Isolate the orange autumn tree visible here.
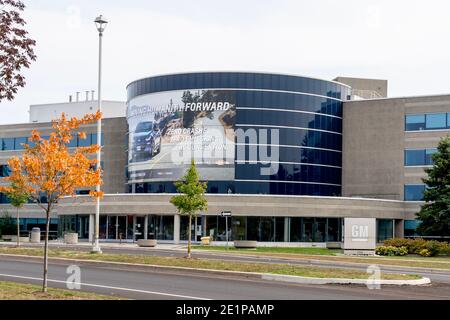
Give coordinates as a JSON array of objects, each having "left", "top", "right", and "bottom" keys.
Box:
[{"left": 0, "top": 111, "right": 103, "bottom": 292}]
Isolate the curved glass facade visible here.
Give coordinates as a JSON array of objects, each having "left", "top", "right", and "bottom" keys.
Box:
[{"left": 127, "top": 72, "right": 350, "bottom": 196}]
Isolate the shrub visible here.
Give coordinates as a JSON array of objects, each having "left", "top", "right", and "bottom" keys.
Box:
[
  {"left": 375, "top": 246, "right": 408, "bottom": 256},
  {"left": 384, "top": 238, "right": 449, "bottom": 256},
  {"left": 419, "top": 249, "right": 432, "bottom": 257},
  {"left": 423, "top": 240, "right": 441, "bottom": 257}
]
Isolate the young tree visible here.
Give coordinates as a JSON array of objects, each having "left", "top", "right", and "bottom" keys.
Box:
[
  {"left": 0, "top": 111, "right": 103, "bottom": 292},
  {"left": 0, "top": 0, "right": 36, "bottom": 102},
  {"left": 170, "top": 160, "right": 207, "bottom": 258},
  {"left": 4, "top": 181, "right": 28, "bottom": 247},
  {"left": 416, "top": 134, "right": 450, "bottom": 236}
]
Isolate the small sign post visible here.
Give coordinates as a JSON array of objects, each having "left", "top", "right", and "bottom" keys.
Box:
[{"left": 220, "top": 211, "right": 232, "bottom": 250}]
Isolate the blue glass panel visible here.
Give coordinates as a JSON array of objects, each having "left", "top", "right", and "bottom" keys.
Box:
[
  {"left": 404, "top": 185, "right": 425, "bottom": 201},
  {"left": 405, "top": 150, "right": 425, "bottom": 166},
  {"left": 91, "top": 133, "right": 104, "bottom": 146},
  {"left": 14, "top": 137, "right": 27, "bottom": 150},
  {"left": 1, "top": 138, "right": 14, "bottom": 150},
  {"left": 426, "top": 113, "right": 446, "bottom": 129},
  {"left": 425, "top": 149, "right": 437, "bottom": 165},
  {"left": 405, "top": 114, "right": 425, "bottom": 131}
]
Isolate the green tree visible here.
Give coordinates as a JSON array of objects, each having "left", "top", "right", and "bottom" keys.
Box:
[
  {"left": 170, "top": 160, "right": 207, "bottom": 258},
  {"left": 4, "top": 181, "right": 29, "bottom": 246},
  {"left": 416, "top": 134, "right": 450, "bottom": 236}
]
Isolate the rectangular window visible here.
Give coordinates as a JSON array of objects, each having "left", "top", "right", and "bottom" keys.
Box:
[
  {"left": 405, "top": 114, "right": 425, "bottom": 131},
  {"left": 405, "top": 149, "right": 425, "bottom": 166},
  {"left": 404, "top": 220, "right": 420, "bottom": 237},
  {"left": 377, "top": 219, "right": 394, "bottom": 242},
  {"left": 405, "top": 149, "right": 437, "bottom": 166},
  {"left": 426, "top": 113, "right": 446, "bottom": 129},
  {"left": 406, "top": 113, "right": 450, "bottom": 131},
  {"left": 1, "top": 138, "right": 15, "bottom": 151},
  {"left": 0, "top": 164, "right": 11, "bottom": 177},
  {"left": 14, "top": 137, "right": 27, "bottom": 150},
  {"left": 91, "top": 133, "right": 104, "bottom": 146},
  {"left": 425, "top": 149, "right": 437, "bottom": 165},
  {"left": 404, "top": 184, "right": 425, "bottom": 201}
]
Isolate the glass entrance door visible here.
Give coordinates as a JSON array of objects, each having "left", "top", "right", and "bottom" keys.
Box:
[
  {"left": 135, "top": 216, "right": 145, "bottom": 240},
  {"left": 180, "top": 216, "right": 201, "bottom": 241},
  {"left": 117, "top": 216, "right": 127, "bottom": 241}
]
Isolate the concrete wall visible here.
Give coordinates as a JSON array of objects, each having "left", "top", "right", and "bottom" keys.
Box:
[
  {"left": 58, "top": 194, "right": 409, "bottom": 220},
  {"left": 342, "top": 94, "right": 450, "bottom": 211},
  {"left": 0, "top": 117, "right": 128, "bottom": 217},
  {"left": 29, "top": 100, "right": 125, "bottom": 123},
  {"left": 333, "top": 76, "right": 388, "bottom": 98}
]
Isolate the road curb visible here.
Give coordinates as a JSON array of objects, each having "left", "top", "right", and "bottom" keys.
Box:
[
  {"left": 261, "top": 274, "right": 431, "bottom": 286},
  {"left": 0, "top": 253, "right": 430, "bottom": 286}
]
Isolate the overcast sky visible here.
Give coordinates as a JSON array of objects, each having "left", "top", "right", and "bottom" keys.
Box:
[{"left": 1, "top": 0, "right": 450, "bottom": 124}]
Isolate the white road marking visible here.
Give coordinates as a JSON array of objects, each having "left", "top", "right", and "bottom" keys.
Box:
[{"left": 0, "top": 273, "right": 211, "bottom": 300}]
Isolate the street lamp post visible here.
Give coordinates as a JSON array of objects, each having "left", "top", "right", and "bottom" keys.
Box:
[{"left": 92, "top": 15, "right": 108, "bottom": 253}]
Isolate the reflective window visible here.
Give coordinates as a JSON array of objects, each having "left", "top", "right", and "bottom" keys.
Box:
[
  {"left": 238, "top": 127, "right": 342, "bottom": 150},
  {"left": 147, "top": 215, "right": 174, "bottom": 240},
  {"left": 404, "top": 220, "right": 420, "bottom": 237},
  {"left": 14, "top": 137, "right": 27, "bottom": 150},
  {"left": 405, "top": 149, "right": 426, "bottom": 166},
  {"left": 426, "top": 113, "right": 446, "bottom": 129},
  {"left": 1, "top": 138, "right": 15, "bottom": 151},
  {"left": 128, "top": 73, "right": 349, "bottom": 105},
  {"left": 133, "top": 180, "right": 341, "bottom": 197},
  {"left": 91, "top": 133, "right": 104, "bottom": 146},
  {"left": 377, "top": 219, "right": 394, "bottom": 242},
  {"left": 77, "top": 134, "right": 91, "bottom": 147},
  {"left": 405, "top": 149, "right": 437, "bottom": 166},
  {"left": 425, "top": 149, "right": 437, "bottom": 165},
  {"left": 67, "top": 138, "right": 77, "bottom": 148},
  {"left": 237, "top": 109, "right": 342, "bottom": 133},
  {"left": 0, "top": 164, "right": 11, "bottom": 177},
  {"left": 406, "top": 113, "right": 450, "bottom": 131},
  {"left": 405, "top": 114, "right": 425, "bottom": 131},
  {"left": 404, "top": 184, "right": 425, "bottom": 201},
  {"left": 235, "top": 163, "right": 341, "bottom": 185}
]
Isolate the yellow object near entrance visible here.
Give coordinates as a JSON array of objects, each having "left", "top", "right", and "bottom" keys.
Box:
[{"left": 201, "top": 236, "right": 211, "bottom": 245}]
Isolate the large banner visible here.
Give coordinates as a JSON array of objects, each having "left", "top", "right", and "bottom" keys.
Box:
[{"left": 127, "top": 89, "right": 236, "bottom": 183}]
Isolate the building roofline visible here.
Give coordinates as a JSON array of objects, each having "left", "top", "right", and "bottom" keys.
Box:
[
  {"left": 345, "top": 92, "right": 450, "bottom": 103},
  {"left": 126, "top": 70, "right": 352, "bottom": 90},
  {"left": 30, "top": 100, "right": 125, "bottom": 107},
  {"left": 62, "top": 193, "right": 409, "bottom": 204},
  {"left": 333, "top": 76, "right": 387, "bottom": 82}
]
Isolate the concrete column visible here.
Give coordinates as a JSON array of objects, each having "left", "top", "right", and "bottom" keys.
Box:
[
  {"left": 132, "top": 216, "right": 136, "bottom": 242},
  {"left": 395, "top": 220, "right": 404, "bottom": 238},
  {"left": 89, "top": 214, "right": 94, "bottom": 243},
  {"left": 284, "top": 217, "right": 289, "bottom": 242},
  {"left": 174, "top": 214, "right": 180, "bottom": 244},
  {"left": 144, "top": 215, "right": 148, "bottom": 240}
]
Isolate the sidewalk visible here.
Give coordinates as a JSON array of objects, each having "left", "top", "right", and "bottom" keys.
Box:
[{"left": 0, "top": 240, "right": 187, "bottom": 251}]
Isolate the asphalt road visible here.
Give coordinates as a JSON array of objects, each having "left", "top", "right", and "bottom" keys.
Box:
[
  {"left": 1, "top": 256, "right": 450, "bottom": 300},
  {"left": 18, "top": 242, "right": 450, "bottom": 284}
]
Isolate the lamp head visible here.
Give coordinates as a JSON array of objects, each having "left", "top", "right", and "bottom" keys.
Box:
[{"left": 95, "top": 15, "right": 108, "bottom": 33}]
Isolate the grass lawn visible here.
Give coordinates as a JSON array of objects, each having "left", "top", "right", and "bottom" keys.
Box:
[
  {"left": 0, "top": 281, "right": 123, "bottom": 300},
  {"left": 193, "top": 245, "right": 340, "bottom": 255},
  {"left": 192, "top": 245, "right": 450, "bottom": 269},
  {"left": 0, "top": 247, "right": 419, "bottom": 280}
]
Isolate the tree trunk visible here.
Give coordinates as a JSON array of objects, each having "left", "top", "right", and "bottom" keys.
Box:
[
  {"left": 42, "top": 209, "right": 50, "bottom": 293},
  {"left": 16, "top": 207, "right": 20, "bottom": 247},
  {"left": 187, "top": 215, "right": 192, "bottom": 259}
]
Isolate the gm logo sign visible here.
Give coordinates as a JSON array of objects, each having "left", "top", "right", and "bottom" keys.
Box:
[{"left": 351, "top": 225, "right": 369, "bottom": 242}]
